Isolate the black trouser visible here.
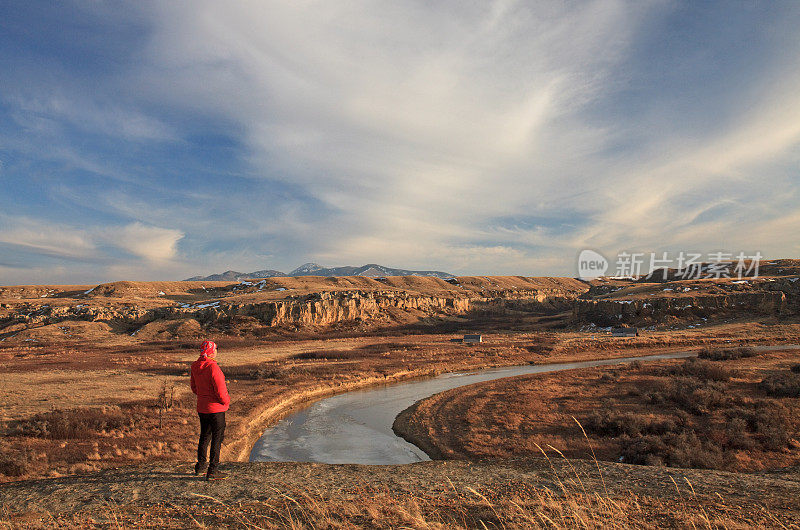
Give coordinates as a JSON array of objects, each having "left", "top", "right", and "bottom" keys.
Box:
[{"left": 197, "top": 411, "right": 225, "bottom": 472}]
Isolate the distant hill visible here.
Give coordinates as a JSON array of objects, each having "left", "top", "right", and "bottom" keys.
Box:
[
  {"left": 184, "top": 269, "right": 287, "bottom": 282},
  {"left": 287, "top": 263, "right": 455, "bottom": 278},
  {"left": 184, "top": 263, "right": 454, "bottom": 281}
]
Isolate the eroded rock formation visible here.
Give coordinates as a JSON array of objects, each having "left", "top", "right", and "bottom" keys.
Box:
[
  {"left": 573, "top": 277, "right": 799, "bottom": 326},
  {"left": 0, "top": 277, "right": 587, "bottom": 341}
]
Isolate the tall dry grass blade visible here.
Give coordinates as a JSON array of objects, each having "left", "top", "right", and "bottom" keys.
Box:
[
  {"left": 546, "top": 444, "right": 598, "bottom": 528},
  {"left": 282, "top": 498, "right": 298, "bottom": 529},
  {"left": 167, "top": 502, "right": 207, "bottom": 529},
  {"left": 101, "top": 498, "right": 123, "bottom": 530},
  {"left": 669, "top": 475, "right": 696, "bottom": 530},
  {"left": 528, "top": 471, "right": 568, "bottom": 529},
  {"left": 189, "top": 492, "right": 227, "bottom": 505},
  {"left": 547, "top": 445, "right": 589, "bottom": 498},
  {"left": 571, "top": 416, "right": 608, "bottom": 497},
  {"left": 444, "top": 473, "right": 471, "bottom": 527},
  {"left": 534, "top": 510, "right": 558, "bottom": 529},
  {"left": 187, "top": 493, "right": 263, "bottom": 529},
  {"left": 568, "top": 505, "right": 589, "bottom": 529},
  {"left": 532, "top": 441, "right": 568, "bottom": 496},
  {"left": 466, "top": 487, "right": 506, "bottom": 530},
  {"left": 762, "top": 507, "right": 791, "bottom": 530},
  {"left": 259, "top": 484, "right": 310, "bottom": 528},
  {"left": 279, "top": 493, "right": 305, "bottom": 511},
  {"left": 508, "top": 500, "right": 537, "bottom": 525},
  {"left": 683, "top": 476, "right": 712, "bottom": 530}
]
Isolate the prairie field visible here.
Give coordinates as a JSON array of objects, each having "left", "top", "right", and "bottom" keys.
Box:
[{"left": 1, "top": 272, "right": 799, "bottom": 527}]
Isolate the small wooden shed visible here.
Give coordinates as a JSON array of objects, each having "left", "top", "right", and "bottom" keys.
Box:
[{"left": 611, "top": 327, "right": 639, "bottom": 337}]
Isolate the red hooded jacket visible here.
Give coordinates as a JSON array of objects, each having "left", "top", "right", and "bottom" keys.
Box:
[{"left": 190, "top": 355, "right": 230, "bottom": 413}]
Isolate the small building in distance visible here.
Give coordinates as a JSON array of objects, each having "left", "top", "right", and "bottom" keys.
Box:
[
  {"left": 611, "top": 327, "right": 639, "bottom": 337},
  {"left": 463, "top": 334, "right": 483, "bottom": 344}
]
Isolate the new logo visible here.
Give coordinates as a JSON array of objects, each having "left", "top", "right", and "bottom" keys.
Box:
[{"left": 577, "top": 249, "right": 609, "bottom": 280}]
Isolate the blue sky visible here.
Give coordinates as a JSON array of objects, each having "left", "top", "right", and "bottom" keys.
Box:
[{"left": 1, "top": 1, "right": 799, "bottom": 284}]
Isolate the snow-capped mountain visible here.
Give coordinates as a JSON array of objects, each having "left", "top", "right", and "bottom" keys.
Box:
[{"left": 184, "top": 263, "right": 454, "bottom": 281}]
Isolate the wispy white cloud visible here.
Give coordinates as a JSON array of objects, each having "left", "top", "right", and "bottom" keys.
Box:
[
  {"left": 572, "top": 68, "right": 800, "bottom": 258},
  {"left": 0, "top": 217, "right": 186, "bottom": 277},
  {"left": 136, "top": 0, "right": 657, "bottom": 273},
  {"left": 0, "top": 217, "right": 97, "bottom": 260},
  {"left": 9, "top": 93, "right": 176, "bottom": 142},
  {"left": 2, "top": 1, "right": 800, "bottom": 282},
  {"left": 101, "top": 222, "right": 184, "bottom": 262}
]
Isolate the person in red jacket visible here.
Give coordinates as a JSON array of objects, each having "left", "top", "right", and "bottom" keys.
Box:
[{"left": 190, "top": 340, "right": 230, "bottom": 480}]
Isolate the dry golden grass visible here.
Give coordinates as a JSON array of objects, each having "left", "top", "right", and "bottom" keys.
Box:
[
  {"left": 0, "top": 455, "right": 791, "bottom": 529},
  {"left": 1, "top": 413, "right": 797, "bottom": 528}
]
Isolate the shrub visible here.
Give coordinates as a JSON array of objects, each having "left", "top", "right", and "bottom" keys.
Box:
[
  {"left": 724, "top": 404, "right": 794, "bottom": 451},
  {"left": 525, "top": 344, "right": 553, "bottom": 356},
  {"left": 753, "top": 407, "right": 793, "bottom": 451},
  {"left": 0, "top": 456, "right": 28, "bottom": 477},
  {"left": 162, "top": 342, "right": 196, "bottom": 351},
  {"left": 620, "top": 435, "right": 667, "bottom": 466},
  {"left": 790, "top": 364, "right": 800, "bottom": 374},
  {"left": 665, "top": 432, "right": 725, "bottom": 469},
  {"left": 685, "top": 383, "right": 730, "bottom": 413},
  {"left": 220, "top": 363, "right": 288, "bottom": 380},
  {"left": 248, "top": 365, "right": 287, "bottom": 380},
  {"left": 10, "top": 408, "right": 133, "bottom": 439},
  {"left": 621, "top": 432, "right": 725, "bottom": 469},
  {"left": 291, "top": 343, "right": 417, "bottom": 360},
  {"left": 698, "top": 347, "right": 757, "bottom": 361},
  {"left": 648, "top": 376, "right": 730, "bottom": 414},
  {"left": 759, "top": 373, "right": 800, "bottom": 398},
  {"left": 586, "top": 410, "right": 644, "bottom": 437},
  {"left": 724, "top": 417, "right": 755, "bottom": 450},
  {"left": 670, "top": 358, "right": 736, "bottom": 382},
  {"left": 359, "top": 342, "right": 416, "bottom": 354},
  {"left": 586, "top": 411, "right": 681, "bottom": 438},
  {"left": 292, "top": 351, "right": 323, "bottom": 360},
  {"left": 598, "top": 372, "right": 619, "bottom": 384},
  {"left": 292, "top": 349, "right": 362, "bottom": 360}
]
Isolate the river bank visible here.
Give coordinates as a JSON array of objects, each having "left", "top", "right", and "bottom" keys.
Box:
[
  {"left": 3, "top": 321, "right": 799, "bottom": 482},
  {"left": 392, "top": 346, "right": 800, "bottom": 472},
  {"left": 250, "top": 352, "right": 696, "bottom": 464}
]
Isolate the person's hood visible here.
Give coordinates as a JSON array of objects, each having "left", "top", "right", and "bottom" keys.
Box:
[
  {"left": 200, "top": 340, "right": 217, "bottom": 357},
  {"left": 194, "top": 355, "right": 216, "bottom": 369}
]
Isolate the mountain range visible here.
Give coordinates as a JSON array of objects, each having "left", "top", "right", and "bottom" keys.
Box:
[{"left": 183, "top": 263, "right": 454, "bottom": 281}]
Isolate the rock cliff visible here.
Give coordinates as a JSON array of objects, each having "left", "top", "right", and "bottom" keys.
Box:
[
  {"left": 0, "top": 278, "right": 587, "bottom": 341},
  {"left": 573, "top": 277, "right": 799, "bottom": 326}
]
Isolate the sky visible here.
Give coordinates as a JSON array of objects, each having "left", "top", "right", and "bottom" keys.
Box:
[{"left": 1, "top": 1, "right": 799, "bottom": 285}]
